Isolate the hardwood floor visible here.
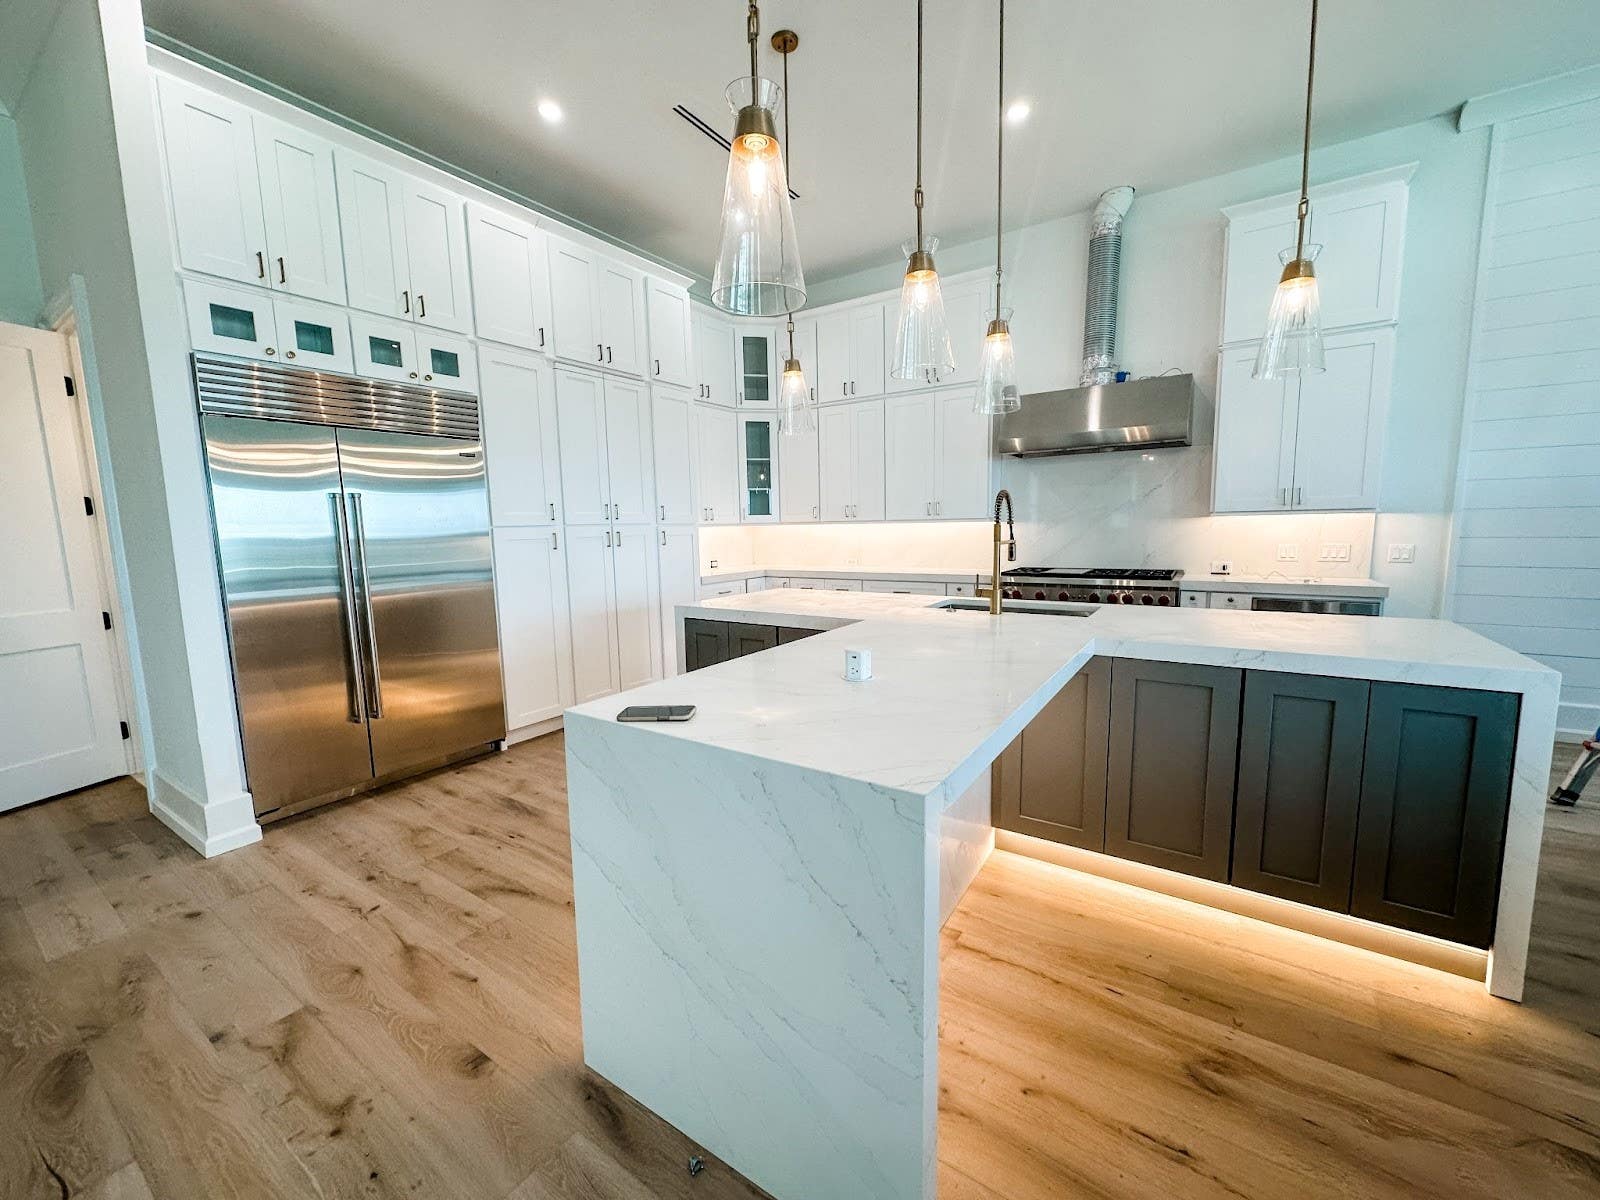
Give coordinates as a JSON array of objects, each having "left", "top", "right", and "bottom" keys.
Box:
[{"left": 1, "top": 738, "right": 1596, "bottom": 1199}]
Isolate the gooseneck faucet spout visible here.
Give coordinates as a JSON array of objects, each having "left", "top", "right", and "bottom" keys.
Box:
[{"left": 991, "top": 489, "right": 1016, "bottom": 615}]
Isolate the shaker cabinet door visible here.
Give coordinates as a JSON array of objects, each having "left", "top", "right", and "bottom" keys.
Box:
[
  {"left": 335, "top": 151, "right": 412, "bottom": 320},
  {"left": 402, "top": 180, "right": 472, "bottom": 333},
  {"left": 602, "top": 377, "right": 655, "bottom": 525},
  {"left": 492, "top": 527, "right": 574, "bottom": 728},
  {"left": 252, "top": 113, "right": 346, "bottom": 304},
  {"left": 1212, "top": 345, "right": 1295, "bottom": 513},
  {"left": 467, "top": 203, "right": 551, "bottom": 352},
  {"left": 652, "top": 389, "right": 698, "bottom": 525},
  {"left": 1104, "top": 659, "right": 1242, "bottom": 882},
  {"left": 596, "top": 259, "right": 647, "bottom": 377},
  {"left": 647, "top": 281, "right": 694, "bottom": 388},
  {"left": 884, "top": 394, "right": 936, "bottom": 520},
  {"left": 478, "top": 347, "right": 560, "bottom": 526},
  {"left": 550, "top": 239, "right": 601, "bottom": 366},
  {"left": 554, "top": 369, "right": 611, "bottom": 525},
  {"left": 995, "top": 657, "right": 1111, "bottom": 851}
]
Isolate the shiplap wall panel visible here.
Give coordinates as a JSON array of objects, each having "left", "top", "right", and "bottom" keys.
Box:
[{"left": 1449, "top": 96, "right": 1600, "bottom": 736}]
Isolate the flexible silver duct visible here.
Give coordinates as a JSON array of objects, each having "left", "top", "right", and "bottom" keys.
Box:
[{"left": 1080, "top": 186, "right": 1135, "bottom": 386}]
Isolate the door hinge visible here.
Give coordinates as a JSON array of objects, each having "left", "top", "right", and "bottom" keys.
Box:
[
  {"left": 64, "top": 376, "right": 76, "bottom": 397},
  {"left": 101, "top": 611, "right": 112, "bottom": 630},
  {"left": 119, "top": 720, "right": 130, "bottom": 740},
  {"left": 83, "top": 495, "right": 95, "bottom": 516}
]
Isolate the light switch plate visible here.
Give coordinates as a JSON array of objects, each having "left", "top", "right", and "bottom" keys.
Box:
[
  {"left": 1318, "top": 543, "right": 1352, "bottom": 563},
  {"left": 1210, "top": 559, "right": 1234, "bottom": 575},
  {"left": 1387, "top": 543, "right": 1416, "bottom": 563},
  {"left": 1276, "top": 544, "right": 1299, "bottom": 562},
  {"left": 709, "top": 558, "right": 719, "bottom": 569}
]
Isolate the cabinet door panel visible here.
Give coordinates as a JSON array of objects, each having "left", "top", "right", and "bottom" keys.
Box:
[
  {"left": 778, "top": 414, "right": 820, "bottom": 521},
  {"left": 335, "top": 151, "right": 411, "bottom": 319},
  {"left": 597, "top": 260, "right": 646, "bottom": 376},
  {"left": 647, "top": 282, "right": 693, "bottom": 387},
  {"left": 996, "top": 658, "right": 1111, "bottom": 850},
  {"left": 816, "top": 310, "right": 853, "bottom": 403},
  {"left": 683, "top": 618, "right": 729, "bottom": 672},
  {"left": 695, "top": 311, "right": 738, "bottom": 406},
  {"left": 184, "top": 279, "right": 277, "bottom": 361},
  {"left": 940, "top": 279, "right": 991, "bottom": 387},
  {"left": 884, "top": 395, "right": 936, "bottom": 520},
  {"left": 818, "top": 404, "right": 854, "bottom": 521},
  {"left": 1105, "top": 659, "right": 1241, "bottom": 881},
  {"left": 467, "top": 203, "right": 550, "bottom": 351},
  {"left": 252, "top": 114, "right": 345, "bottom": 303},
  {"left": 849, "top": 303, "right": 886, "bottom": 397},
  {"left": 1212, "top": 345, "right": 1295, "bottom": 513},
  {"left": 1352, "top": 683, "right": 1517, "bottom": 947},
  {"left": 852, "top": 400, "right": 886, "bottom": 521},
  {"left": 603, "top": 378, "right": 654, "bottom": 524},
  {"left": 937, "top": 389, "right": 993, "bottom": 518},
  {"left": 492, "top": 527, "right": 573, "bottom": 728},
  {"left": 658, "top": 527, "right": 699, "bottom": 674},
  {"left": 611, "top": 525, "right": 661, "bottom": 690},
  {"left": 272, "top": 297, "right": 352, "bottom": 374},
  {"left": 403, "top": 181, "right": 471, "bottom": 333},
  {"left": 550, "top": 240, "right": 601, "bottom": 365},
  {"left": 694, "top": 404, "right": 740, "bottom": 524},
  {"left": 736, "top": 329, "right": 776, "bottom": 408},
  {"left": 479, "top": 347, "right": 560, "bottom": 525},
  {"left": 1291, "top": 328, "right": 1392, "bottom": 511},
  {"left": 349, "top": 313, "right": 420, "bottom": 384},
  {"left": 565, "top": 526, "right": 620, "bottom": 703},
  {"left": 156, "top": 75, "right": 268, "bottom": 287},
  {"left": 729, "top": 623, "right": 778, "bottom": 658},
  {"left": 1232, "top": 672, "right": 1368, "bottom": 912},
  {"left": 652, "top": 390, "right": 697, "bottom": 524},
  {"left": 555, "top": 369, "right": 610, "bottom": 525}
]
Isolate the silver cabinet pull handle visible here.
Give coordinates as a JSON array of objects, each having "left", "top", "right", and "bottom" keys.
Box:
[
  {"left": 347, "top": 491, "right": 383, "bottom": 719},
  {"left": 606, "top": 345, "right": 613, "bottom": 364},
  {"left": 277, "top": 256, "right": 286, "bottom": 284},
  {"left": 549, "top": 501, "right": 556, "bottom": 521},
  {"left": 256, "top": 251, "right": 266, "bottom": 279},
  {"left": 605, "top": 529, "right": 612, "bottom": 547},
  {"left": 616, "top": 529, "right": 623, "bottom": 546},
  {"left": 812, "top": 504, "right": 818, "bottom": 519},
  {"left": 660, "top": 529, "right": 666, "bottom": 546},
  {"left": 329, "top": 492, "right": 367, "bottom": 723},
  {"left": 551, "top": 530, "right": 559, "bottom": 550},
  {"left": 538, "top": 327, "right": 546, "bottom": 348},
  {"left": 841, "top": 382, "right": 846, "bottom": 397},
  {"left": 598, "top": 343, "right": 604, "bottom": 361},
  {"left": 926, "top": 501, "right": 932, "bottom": 516},
  {"left": 660, "top": 504, "right": 666, "bottom": 520},
  {"left": 655, "top": 358, "right": 661, "bottom": 376},
  {"left": 402, "top": 290, "right": 411, "bottom": 314},
  {"left": 417, "top": 293, "right": 426, "bottom": 318},
  {"left": 1295, "top": 486, "right": 1303, "bottom": 507},
  {"left": 1279, "top": 487, "right": 1288, "bottom": 507}
]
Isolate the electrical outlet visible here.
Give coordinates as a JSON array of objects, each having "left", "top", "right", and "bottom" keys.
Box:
[
  {"left": 1209, "top": 559, "right": 1234, "bottom": 575},
  {"left": 1276, "top": 544, "right": 1299, "bottom": 562},
  {"left": 709, "top": 558, "right": 719, "bottom": 569},
  {"left": 1387, "top": 543, "right": 1416, "bottom": 563},
  {"left": 1318, "top": 543, "right": 1351, "bottom": 563}
]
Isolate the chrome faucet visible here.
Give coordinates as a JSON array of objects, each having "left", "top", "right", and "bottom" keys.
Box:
[{"left": 991, "top": 489, "right": 1016, "bottom": 615}]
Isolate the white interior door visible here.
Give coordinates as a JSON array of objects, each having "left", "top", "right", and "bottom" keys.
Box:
[
  {"left": 252, "top": 113, "right": 346, "bottom": 304},
  {"left": 602, "top": 378, "right": 655, "bottom": 524},
  {"left": 652, "top": 389, "right": 697, "bottom": 524},
  {"left": 479, "top": 347, "right": 561, "bottom": 525},
  {"left": 656, "top": 527, "right": 698, "bottom": 675},
  {"left": 155, "top": 74, "right": 268, "bottom": 287},
  {"left": 402, "top": 179, "right": 472, "bottom": 333},
  {"left": 555, "top": 368, "right": 610, "bottom": 524},
  {"left": 565, "top": 525, "right": 620, "bottom": 703},
  {"left": 610, "top": 525, "right": 661, "bottom": 691},
  {"left": 0, "top": 325, "right": 127, "bottom": 811},
  {"left": 884, "top": 394, "right": 936, "bottom": 520},
  {"left": 334, "top": 151, "right": 411, "bottom": 319},
  {"left": 1212, "top": 345, "right": 1296, "bottom": 513},
  {"left": 491, "top": 527, "right": 573, "bottom": 729}
]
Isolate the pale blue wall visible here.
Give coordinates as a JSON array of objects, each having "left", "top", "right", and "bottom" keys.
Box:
[{"left": 0, "top": 111, "right": 44, "bottom": 325}]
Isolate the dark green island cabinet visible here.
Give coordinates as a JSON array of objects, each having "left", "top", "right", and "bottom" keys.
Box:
[
  {"left": 993, "top": 658, "right": 1520, "bottom": 949},
  {"left": 682, "top": 617, "right": 824, "bottom": 672}
]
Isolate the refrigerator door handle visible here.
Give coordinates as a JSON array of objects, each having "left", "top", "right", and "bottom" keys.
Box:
[
  {"left": 329, "top": 492, "right": 367, "bottom": 723},
  {"left": 348, "top": 491, "right": 384, "bottom": 719}
]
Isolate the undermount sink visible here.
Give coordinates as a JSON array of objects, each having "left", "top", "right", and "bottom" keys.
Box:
[{"left": 936, "top": 597, "right": 1096, "bottom": 617}]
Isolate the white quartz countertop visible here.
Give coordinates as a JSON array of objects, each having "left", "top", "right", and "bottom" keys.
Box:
[
  {"left": 567, "top": 590, "right": 1555, "bottom": 805},
  {"left": 698, "top": 566, "right": 1388, "bottom": 596}
]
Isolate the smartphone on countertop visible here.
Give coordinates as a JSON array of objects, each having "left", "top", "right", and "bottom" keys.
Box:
[{"left": 616, "top": 704, "right": 697, "bottom": 723}]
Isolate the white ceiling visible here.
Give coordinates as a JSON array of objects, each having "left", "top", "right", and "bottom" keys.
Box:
[{"left": 139, "top": 0, "right": 1600, "bottom": 287}]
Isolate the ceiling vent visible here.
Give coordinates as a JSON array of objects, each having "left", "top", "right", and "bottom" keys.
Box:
[{"left": 672, "top": 105, "right": 800, "bottom": 200}]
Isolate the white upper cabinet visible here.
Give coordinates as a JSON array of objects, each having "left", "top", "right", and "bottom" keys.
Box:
[
  {"left": 602, "top": 377, "right": 655, "bottom": 524},
  {"left": 350, "top": 313, "right": 421, "bottom": 385},
  {"left": 884, "top": 394, "right": 937, "bottom": 519},
  {"left": 272, "top": 296, "right": 353, "bottom": 374},
  {"left": 251, "top": 114, "right": 345, "bottom": 304},
  {"left": 554, "top": 367, "right": 611, "bottom": 525},
  {"left": 548, "top": 237, "right": 647, "bottom": 377},
  {"left": 882, "top": 390, "right": 991, "bottom": 519},
  {"left": 849, "top": 304, "right": 887, "bottom": 399},
  {"left": 1220, "top": 167, "right": 1411, "bottom": 344},
  {"left": 492, "top": 526, "right": 573, "bottom": 729},
  {"left": 478, "top": 346, "right": 561, "bottom": 526},
  {"left": 735, "top": 327, "right": 777, "bottom": 408},
  {"left": 851, "top": 399, "right": 886, "bottom": 521},
  {"left": 652, "top": 389, "right": 697, "bottom": 524},
  {"left": 778, "top": 413, "right": 820, "bottom": 522},
  {"left": 416, "top": 329, "right": 477, "bottom": 391},
  {"left": 157, "top": 75, "right": 270, "bottom": 288},
  {"left": 819, "top": 399, "right": 884, "bottom": 520},
  {"left": 1211, "top": 329, "right": 1393, "bottom": 513},
  {"left": 334, "top": 151, "right": 412, "bottom": 320},
  {"left": 184, "top": 278, "right": 277, "bottom": 360},
  {"left": 694, "top": 403, "right": 740, "bottom": 524},
  {"left": 400, "top": 180, "right": 472, "bottom": 333},
  {"left": 467, "top": 203, "right": 551, "bottom": 352},
  {"left": 936, "top": 389, "right": 993, "bottom": 518},
  {"left": 789, "top": 317, "right": 819, "bottom": 405},
  {"left": 647, "top": 281, "right": 694, "bottom": 388},
  {"left": 938, "top": 278, "right": 992, "bottom": 389},
  {"left": 692, "top": 308, "right": 738, "bottom": 406},
  {"left": 816, "top": 302, "right": 886, "bottom": 401},
  {"left": 816, "top": 309, "right": 852, "bottom": 403}
]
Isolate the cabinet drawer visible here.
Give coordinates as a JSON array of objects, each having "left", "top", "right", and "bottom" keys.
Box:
[
  {"left": 1208, "top": 592, "right": 1247, "bottom": 610},
  {"left": 1179, "top": 590, "right": 1206, "bottom": 608},
  {"left": 862, "top": 580, "right": 945, "bottom": 595}
]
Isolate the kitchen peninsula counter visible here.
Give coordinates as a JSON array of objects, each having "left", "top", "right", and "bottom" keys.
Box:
[{"left": 562, "top": 591, "right": 1558, "bottom": 1200}]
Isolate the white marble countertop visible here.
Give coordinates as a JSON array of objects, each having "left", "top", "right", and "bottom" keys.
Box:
[
  {"left": 569, "top": 590, "right": 1554, "bottom": 805},
  {"left": 698, "top": 566, "right": 1388, "bottom": 597},
  {"left": 701, "top": 566, "right": 978, "bottom": 585}
]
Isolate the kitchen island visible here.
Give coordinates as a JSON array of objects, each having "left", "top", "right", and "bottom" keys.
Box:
[{"left": 562, "top": 592, "right": 1559, "bottom": 1200}]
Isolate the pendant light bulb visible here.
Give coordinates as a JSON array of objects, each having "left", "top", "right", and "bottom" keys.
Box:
[
  {"left": 711, "top": 5, "right": 805, "bottom": 317},
  {"left": 975, "top": 310, "right": 1019, "bottom": 415},
  {"left": 777, "top": 356, "right": 814, "bottom": 434}
]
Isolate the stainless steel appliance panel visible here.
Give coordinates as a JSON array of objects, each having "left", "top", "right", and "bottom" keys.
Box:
[
  {"left": 1250, "top": 596, "right": 1383, "bottom": 616},
  {"left": 201, "top": 414, "right": 376, "bottom": 814},
  {"left": 334, "top": 426, "right": 504, "bottom": 777}
]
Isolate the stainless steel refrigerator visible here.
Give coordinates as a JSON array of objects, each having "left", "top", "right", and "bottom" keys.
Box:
[{"left": 195, "top": 353, "right": 505, "bottom": 821}]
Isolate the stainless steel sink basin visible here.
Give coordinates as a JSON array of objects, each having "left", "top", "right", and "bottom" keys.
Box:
[{"left": 935, "top": 597, "right": 1096, "bottom": 617}]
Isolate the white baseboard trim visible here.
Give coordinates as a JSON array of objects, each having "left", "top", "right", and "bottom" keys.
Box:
[
  {"left": 506, "top": 715, "right": 563, "bottom": 746},
  {"left": 149, "top": 769, "right": 261, "bottom": 857}
]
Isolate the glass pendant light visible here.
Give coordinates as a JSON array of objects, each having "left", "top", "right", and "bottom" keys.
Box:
[
  {"left": 974, "top": 0, "right": 1019, "bottom": 416},
  {"left": 711, "top": 2, "right": 806, "bottom": 317},
  {"left": 770, "top": 31, "right": 815, "bottom": 435},
  {"left": 891, "top": 0, "right": 954, "bottom": 384},
  {"left": 1254, "top": 0, "right": 1326, "bottom": 379}
]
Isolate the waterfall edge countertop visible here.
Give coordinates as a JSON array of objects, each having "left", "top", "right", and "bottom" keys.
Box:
[{"left": 568, "top": 588, "right": 1558, "bottom": 803}]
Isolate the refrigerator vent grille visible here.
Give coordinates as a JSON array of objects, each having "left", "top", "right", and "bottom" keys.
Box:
[{"left": 192, "top": 354, "right": 481, "bottom": 440}]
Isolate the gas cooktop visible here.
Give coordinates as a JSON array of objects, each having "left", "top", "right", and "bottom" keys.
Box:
[
  {"left": 1003, "top": 567, "right": 1183, "bottom": 582},
  {"left": 992, "top": 566, "right": 1184, "bottom": 606}
]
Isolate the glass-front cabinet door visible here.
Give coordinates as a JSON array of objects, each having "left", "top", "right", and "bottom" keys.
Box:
[
  {"left": 736, "top": 328, "right": 776, "bottom": 408},
  {"left": 740, "top": 414, "right": 778, "bottom": 522}
]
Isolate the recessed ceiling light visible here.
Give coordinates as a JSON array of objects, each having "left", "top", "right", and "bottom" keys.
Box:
[
  {"left": 1005, "top": 99, "right": 1031, "bottom": 126},
  {"left": 537, "top": 99, "right": 564, "bottom": 124}
]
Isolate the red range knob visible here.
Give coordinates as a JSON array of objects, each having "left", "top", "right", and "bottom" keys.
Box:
[
  {"left": 1157, "top": 594, "right": 1173, "bottom": 606},
  {"left": 1119, "top": 592, "right": 1136, "bottom": 605},
  {"left": 1140, "top": 594, "right": 1156, "bottom": 605}
]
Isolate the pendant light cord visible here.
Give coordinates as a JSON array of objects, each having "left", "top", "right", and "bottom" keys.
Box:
[
  {"left": 780, "top": 24, "right": 797, "bottom": 361},
  {"left": 1295, "top": 0, "right": 1317, "bottom": 260},
  {"left": 993, "top": 0, "right": 1005, "bottom": 319},
  {"left": 913, "top": 0, "right": 925, "bottom": 249},
  {"left": 747, "top": 2, "right": 759, "bottom": 88}
]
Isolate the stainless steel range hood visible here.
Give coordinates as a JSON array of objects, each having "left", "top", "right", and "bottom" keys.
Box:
[{"left": 993, "top": 373, "right": 1196, "bottom": 457}]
